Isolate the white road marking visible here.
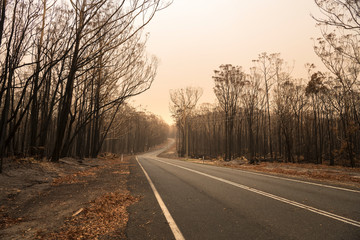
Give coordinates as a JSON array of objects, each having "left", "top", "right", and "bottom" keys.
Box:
[
  {"left": 136, "top": 157, "right": 185, "bottom": 240},
  {"left": 232, "top": 167, "right": 360, "bottom": 193},
  {"left": 167, "top": 157, "right": 360, "bottom": 193},
  {"left": 151, "top": 157, "right": 360, "bottom": 228}
]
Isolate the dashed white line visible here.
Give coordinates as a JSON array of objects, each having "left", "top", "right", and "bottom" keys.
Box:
[
  {"left": 136, "top": 157, "right": 185, "bottom": 240},
  {"left": 152, "top": 157, "right": 360, "bottom": 228}
]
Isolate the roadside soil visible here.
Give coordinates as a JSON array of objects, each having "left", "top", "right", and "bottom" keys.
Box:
[
  {"left": 0, "top": 154, "right": 136, "bottom": 239},
  {"left": 158, "top": 143, "right": 360, "bottom": 189}
]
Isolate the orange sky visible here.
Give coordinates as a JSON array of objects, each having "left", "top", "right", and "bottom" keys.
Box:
[{"left": 133, "top": 0, "right": 325, "bottom": 125}]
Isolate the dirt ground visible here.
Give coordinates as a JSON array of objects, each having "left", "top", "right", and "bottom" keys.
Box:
[
  {"left": 0, "top": 154, "right": 137, "bottom": 239},
  {"left": 158, "top": 144, "right": 360, "bottom": 189}
]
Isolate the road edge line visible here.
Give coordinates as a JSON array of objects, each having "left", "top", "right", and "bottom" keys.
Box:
[
  {"left": 156, "top": 155, "right": 360, "bottom": 193},
  {"left": 154, "top": 158, "right": 360, "bottom": 228},
  {"left": 232, "top": 167, "right": 360, "bottom": 193},
  {"left": 136, "top": 156, "right": 185, "bottom": 240}
]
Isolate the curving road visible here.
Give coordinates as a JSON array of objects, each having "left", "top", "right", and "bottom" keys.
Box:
[{"left": 131, "top": 143, "right": 360, "bottom": 240}]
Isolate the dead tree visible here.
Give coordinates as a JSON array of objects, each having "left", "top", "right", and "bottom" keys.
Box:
[
  {"left": 213, "top": 64, "right": 245, "bottom": 161},
  {"left": 170, "top": 87, "right": 202, "bottom": 157}
]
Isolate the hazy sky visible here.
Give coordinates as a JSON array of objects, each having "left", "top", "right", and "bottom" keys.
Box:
[{"left": 133, "top": 0, "right": 325, "bottom": 124}]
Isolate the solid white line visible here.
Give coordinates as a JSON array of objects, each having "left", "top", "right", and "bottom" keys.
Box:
[
  {"left": 158, "top": 155, "right": 360, "bottom": 193},
  {"left": 171, "top": 157, "right": 360, "bottom": 193},
  {"left": 136, "top": 157, "right": 185, "bottom": 240},
  {"left": 152, "top": 157, "right": 360, "bottom": 228},
  {"left": 232, "top": 167, "right": 360, "bottom": 193}
]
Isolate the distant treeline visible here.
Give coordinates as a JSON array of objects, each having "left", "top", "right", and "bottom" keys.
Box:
[{"left": 101, "top": 106, "right": 169, "bottom": 155}]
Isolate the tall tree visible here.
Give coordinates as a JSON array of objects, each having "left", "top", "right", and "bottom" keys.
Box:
[
  {"left": 170, "top": 87, "right": 202, "bottom": 157},
  {"left": 213, "top": 64, "right": 245, "bottom": 161},
  {"left": 0, "top": 0, "right": 6, "bottom": 47},
  {"left": 241, "top": 68, "right": 262, "bottom": 163},
  {"left": 252, "top": 53, "right": 281, "bottom": 160},
  {"left": 30, "top": 0, "right": 50, "bottom": 154}
]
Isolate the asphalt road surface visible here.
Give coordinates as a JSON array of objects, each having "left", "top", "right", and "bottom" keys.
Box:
[{"left": 133, "top": 146, "right": 360, "bottom": 240}]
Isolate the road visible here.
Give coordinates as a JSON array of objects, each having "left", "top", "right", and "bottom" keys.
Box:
[{"left": 135, "top": 144, "right": 360, "bottom": 240}]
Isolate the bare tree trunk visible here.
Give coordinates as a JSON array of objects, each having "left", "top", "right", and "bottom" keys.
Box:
[
  {"left": 313, "top": 100, "right": 319, "bottom": 164},
  {"left": 265, "top": 91, "right": 273, "bottom": 160},
  {"left": 326, "top": 113, "right": 335, "bottom": 165},
  {"left": 185, "top": 120, "right": 189, "bottom": 158},
  {"left": 248, "top": 116, "right": 254, "bottom": 163},
  {"left": 224, "top": 114, "right": 229, "bottom": 161},
  {"left": 30, "top": 0, "right": 47, "bottom": 155},
  {"left": 51, "top": 0, "right": 86, "bottom": 162},
  {"left": 0, "top": 0, "right": 6, "bottom": 48},
  {"left": 52, "top": 43, "right": 80, "bottom": 159}
]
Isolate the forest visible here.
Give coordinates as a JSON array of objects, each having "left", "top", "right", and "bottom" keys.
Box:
[
  {"left": 170, "top": 0, "right": 360, "bottom": 167},
  {"left": 0, "top": 0, "right": 171, "bottom": 173},
  {"left": 0, "top": 0, "right": 359, "bottom": 175}
]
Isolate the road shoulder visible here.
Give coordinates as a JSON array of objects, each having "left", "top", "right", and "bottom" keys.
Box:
[{"left": 126, "top": 156, "right": 175, "bottom": 240}]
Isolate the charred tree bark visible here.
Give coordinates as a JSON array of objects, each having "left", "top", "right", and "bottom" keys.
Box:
[{"left": 51, "top": 3, "right": 84, "bottom": 161}]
